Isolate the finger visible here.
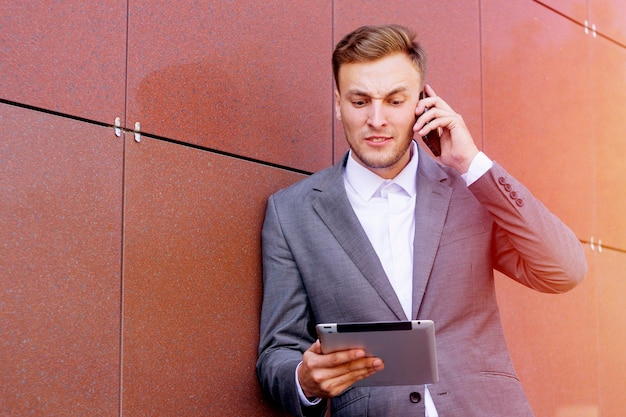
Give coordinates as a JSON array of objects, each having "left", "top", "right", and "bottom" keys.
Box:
[
  {"left": 315, "top": 357, "right": 385, "bottom": 397},
  {"left": 321, "top": 356, "right": 384, "bottom": 384},
  {"left": 424, "top": 83, "right": 437, "bottom": 97},
  {"left": 309, "top": 339, "right": 322, "bottom": 354},
  {"left": 415, "top": 112, "right": 443, "bottom": 136},
  {"left": 422, "top": 86, "right": 456, "bottom": 115},
  {"left": 416, "top": 88, "right": 436, "bottom": 115},
  {"left": 309, "top": 340, "right": 366, "bottom": 361},
  {"left": 304, "top": 345, "right": 364, "bottom": 374},
  {"left": 414, "top": 107, "right": 449, "bottom": 134},
  {"left": 417, "top": 108, "right": 464, "bottom": 136},
  {"left": 301, "top": 346, "right": 367, "bottom": 386},
  {"left": 330, "top": 348, "right": 367, "bottom": 366}
]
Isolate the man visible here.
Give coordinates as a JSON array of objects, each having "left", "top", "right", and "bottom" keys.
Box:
[{"left": 257, "top": 24, "right": 586, "bottom": 416}]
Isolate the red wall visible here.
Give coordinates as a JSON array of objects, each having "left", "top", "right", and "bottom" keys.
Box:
[{"left": 1, "top": 1, "right": 625, "bottom": 415}]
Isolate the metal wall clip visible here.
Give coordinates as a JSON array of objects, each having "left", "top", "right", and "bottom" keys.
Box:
[
  {"left": 134, "top": 122, "right": 141, "bottom": 143},
  {"left": 114, "top": 117, "right": 122, "bottom": 137},
  {"left": 584, "top": 20, "right": 597, "bottom": 38}
]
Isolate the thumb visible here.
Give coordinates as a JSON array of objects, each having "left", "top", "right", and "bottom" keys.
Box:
[{"left": 309, "top": 339, "right": 323, "bottom": 354}]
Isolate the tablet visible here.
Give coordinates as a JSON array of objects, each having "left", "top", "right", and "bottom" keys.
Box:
[{"left": 315, "top": 320, "right": 438, "bottom": 387}]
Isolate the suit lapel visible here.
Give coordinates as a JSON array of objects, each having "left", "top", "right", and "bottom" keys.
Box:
[
  {"left": 412, "top": 146, "right": 452, "bottom": 317},
  {"left": 311, "top": 157, "right": 407, "bottom": 320},
  {"left": 310, "top": 148, "right": 453, "bottom": 321}
]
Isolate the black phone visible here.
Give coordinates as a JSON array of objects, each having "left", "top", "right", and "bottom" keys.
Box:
[{"left": 419, "top": 91, "right": 442, "bottom": 156}]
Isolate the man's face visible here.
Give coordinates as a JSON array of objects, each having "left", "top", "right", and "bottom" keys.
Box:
[{"left": 335, "top": 52, "right": 422, "bottom": 179}]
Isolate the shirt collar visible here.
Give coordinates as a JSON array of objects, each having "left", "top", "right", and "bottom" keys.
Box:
[{"left": 344, "top": 140, "right": 419, "bottom": 201}]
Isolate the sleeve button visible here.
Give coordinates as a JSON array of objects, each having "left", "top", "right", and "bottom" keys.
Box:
[{"left": 409, "top": 391, "right": 422, "bottom": 403}]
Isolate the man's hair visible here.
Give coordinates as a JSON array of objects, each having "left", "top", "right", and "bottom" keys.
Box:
[{"left": 332, "top": 24, "right": 427, "bottom": 89}]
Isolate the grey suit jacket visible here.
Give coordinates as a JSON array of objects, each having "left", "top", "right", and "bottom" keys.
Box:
[{"left": 257, "top": 145, "right": 586, "bottom": 417}]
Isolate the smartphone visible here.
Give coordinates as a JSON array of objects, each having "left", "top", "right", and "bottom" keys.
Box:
[{"left": 419, "top": 91, "right": 442, "bottom": 156}]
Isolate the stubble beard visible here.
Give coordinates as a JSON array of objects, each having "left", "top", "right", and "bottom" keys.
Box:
[
  {"left": 348, "top": 131, "right": 414, "bottom": 171},
  {"left": 351, "top": 146, "right": 406, "bottom": 170}
]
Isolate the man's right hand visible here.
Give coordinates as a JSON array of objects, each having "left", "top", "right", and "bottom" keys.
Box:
[{"left": 298, "top": 340, "right": 385, "bottom": 399}]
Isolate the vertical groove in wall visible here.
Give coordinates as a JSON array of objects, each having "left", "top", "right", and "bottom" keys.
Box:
[
  {"left": 478, "top": 0, "right": 485, "bottom": 153},
  {"left": 331, "top": 0, "right": 336, "bottom": 166},
  {"left": 118, "top": 1, "right": 131, "bottom": 416},
  {"left": 118, "top": 137, "right": 126, "bottom": 417}
]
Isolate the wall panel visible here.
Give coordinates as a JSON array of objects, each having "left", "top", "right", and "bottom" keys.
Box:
[
  {"left": 482, "top": 0, "right": 600, "bottom": 414},
  {"left": 2, "top": 1, "right": 626, "bottom": 416},
  {"left": 482, "top": 0, "right": 594, "bottom": 240},
  {"left": 534, "top": 0, "right": 587, "bottom": 24},
  {"left": 122, "top": 137, "right": 301, "bottom": 416},
  {"left": 495, "top": 248, "right": 599, "bottom": 417},
  {"left": 596, "top": 250, "right": 626, "bottom": 416},
  {"left": 591, "top": 33, "right": 626, "bottom": 252},
  {"left": 589, "top": 0, "right": 626, "bottom": 45},
  {"left": 591, "top": 21, "right": 626, "bottom": 414},
  {"left": 0, "top": 1, "right": 127, "bottom": 124},
  {"left": 0, "top": 104, "right": 123, "bottom": 416},
  {"left": 332, "top": 0, "right": 482, "bottom": 162},
  {"left": 126, "top": 1, "right": 333, "bottom": 173}
]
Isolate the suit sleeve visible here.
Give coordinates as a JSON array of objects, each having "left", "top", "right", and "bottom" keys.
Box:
[
  {"left": 256, "top": 194, "right": 328, "bottom": 417},
  {"left": 469, "top": 162, "right": 587, "bottom": 293}
]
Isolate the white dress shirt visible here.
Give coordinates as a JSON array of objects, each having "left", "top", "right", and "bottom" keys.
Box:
[
  {"left": 297, "top": 141, "right": 493, "bottom": 416},
  {"left": 343, "top": 143, "right": 418, "bottom": 320}
]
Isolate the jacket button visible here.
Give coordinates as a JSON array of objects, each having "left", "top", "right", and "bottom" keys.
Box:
[
  {"left": 510, "top": 191, "right": 518, "bottom": 199},
  {"left": 498, "top": 177, "right": 507, "bottom": 185},
  {"left": 504, "top": 183, "right": 512, "bottom": 192},
  {"left": 516, "top": 198, "right": 524, "bottom": 207},
  {"left": 409, "top": 391, "right": 422, "bottom": 403}
]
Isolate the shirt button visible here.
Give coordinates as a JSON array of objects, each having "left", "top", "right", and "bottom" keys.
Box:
[{"left": 409, "top": 391, "right": 422, "bottom": 403}]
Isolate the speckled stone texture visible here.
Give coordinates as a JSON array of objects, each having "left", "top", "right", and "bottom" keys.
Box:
[
  {"left": 126, "top": 1, "right": 333, "bottom": 173},
  {"left": 0, "top": 1, "right": 127, "bottom": 124},
  {"left": 2, "top": 0, "right": 626, "bottom": 415},
  {"left": 121, "top": 137, "right": 303, "bottom": 416},
  {"left": 0, "top": 104, "right": 123, "bottom": 415}
]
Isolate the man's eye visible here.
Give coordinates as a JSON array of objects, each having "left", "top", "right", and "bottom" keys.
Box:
[
  {"left": 390, "top": 99, "right": 404, "bottom": 106},
  {"left": 352, "top": 100, "right": 367, "bottom": 107}
]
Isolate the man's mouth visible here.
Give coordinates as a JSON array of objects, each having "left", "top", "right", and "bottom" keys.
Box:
[{"left": 365, "top": 136, "right": 392, "bottom": 144}]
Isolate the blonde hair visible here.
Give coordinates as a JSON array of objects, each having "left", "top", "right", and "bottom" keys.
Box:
[{"left": 332, "top": 24, "right": 427, "bottom": 90}]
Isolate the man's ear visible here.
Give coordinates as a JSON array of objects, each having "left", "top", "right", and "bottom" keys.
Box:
[{"left": 334, "top": 89, "right": 342, "bottom": 121}]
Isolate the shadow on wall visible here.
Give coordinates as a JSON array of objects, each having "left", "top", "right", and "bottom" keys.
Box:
[{"left": 134, "top": 43, "right": 332, "bottom": 173}]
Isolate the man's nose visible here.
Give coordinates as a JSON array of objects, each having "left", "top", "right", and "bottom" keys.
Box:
[{"left": 367, "top": 102, "right": 387, "bottom": 129}]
